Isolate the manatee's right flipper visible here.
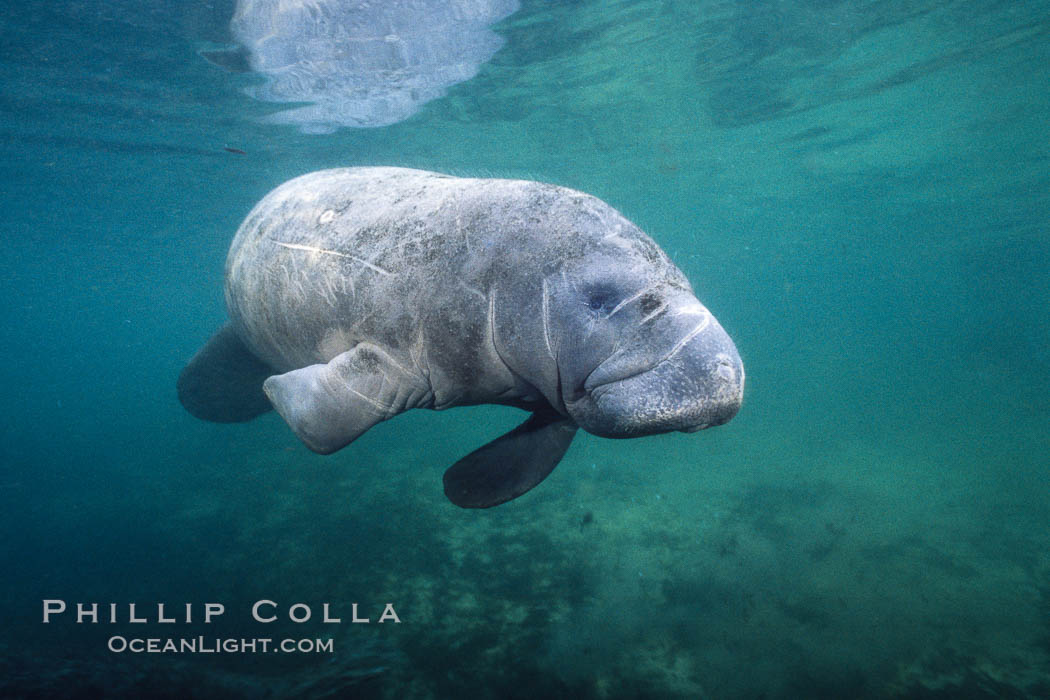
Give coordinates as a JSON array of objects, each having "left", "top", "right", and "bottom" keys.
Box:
[
  {"left": 443, "top": 410, "right": 578, "bottom": 509},
  {"left": 177, "top": 324, "right": 274, "bottom": 423},
  {"left": 263, "top": 344, "right": 430, "bottom": 456}
]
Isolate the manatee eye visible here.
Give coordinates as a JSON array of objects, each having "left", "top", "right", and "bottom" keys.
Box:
[{"left": 583, "top": 285, "right": 620, "bottom": 315}]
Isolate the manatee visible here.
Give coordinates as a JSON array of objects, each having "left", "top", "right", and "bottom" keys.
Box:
[{"left": 178, "top": 167, "right": 744, "bottom": 508}]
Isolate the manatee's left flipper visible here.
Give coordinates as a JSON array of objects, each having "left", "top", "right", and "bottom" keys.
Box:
[
  {"left": 177, "top": 323, "right": 274, "bottom": 423},
  {"left": 263, "top": 343, "right": 430, "bottom": 455},
  {"left": 443, "top": 410, "right": 578, "bottom": 509},
  {"left": 199, "top": 46, "right": 251, "bottom": 73}
]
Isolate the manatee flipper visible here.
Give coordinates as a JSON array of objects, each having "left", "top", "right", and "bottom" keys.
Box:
[
  {"left": 443, "top": 410, "right": 578, "bottom": 509},
  {"left": 263, "top": 343, "right": 429, "bottom": 455},
  {"left": 199, "top": 46, "right": 252, "bottom": 73},
  {"left": 177, "top": 324, "right": 274, "bottom": 422}
]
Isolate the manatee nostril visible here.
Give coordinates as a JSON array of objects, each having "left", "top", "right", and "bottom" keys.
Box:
[
  {"left": 639, "top": 293, "right": 662, "bottom": 314},
  {"left": 713, "top": 354, "right": 737, "bottom": 383}
]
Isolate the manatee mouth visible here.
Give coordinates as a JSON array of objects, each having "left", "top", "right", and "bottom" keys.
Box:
[
  {"left": 582, "top": 353, "right": 743, "bottom": 437},
  {"left": 570, "top": 315, "right": 744, "bottom": 438},
  {"left": 676, "top": 354, "right": 745, "bottom": 432},
  {"left": 583, "top": 312, "right": 714, "bottom": 395}
]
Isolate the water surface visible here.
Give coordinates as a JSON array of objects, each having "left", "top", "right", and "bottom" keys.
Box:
[{"left": 2, "top": 1, "right": 1048, "bottom": 697}]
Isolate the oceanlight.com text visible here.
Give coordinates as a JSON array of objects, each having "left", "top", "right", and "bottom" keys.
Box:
[{"left": 107, "top": 636, "right": 335, "bottom": 654}]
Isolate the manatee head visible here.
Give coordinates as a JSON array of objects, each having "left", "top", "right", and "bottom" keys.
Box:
[{"left": 545, "top": 245, "right": 744, "bottom": 439}]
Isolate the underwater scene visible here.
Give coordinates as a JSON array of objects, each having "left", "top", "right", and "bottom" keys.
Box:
[{"left": 2, "top": 0, "right": 1048, "bottom": 698}]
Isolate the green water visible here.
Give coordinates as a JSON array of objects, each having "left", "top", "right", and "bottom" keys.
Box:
[{"left": 1, "top": 1, "right": 1048, "bottom": 697}]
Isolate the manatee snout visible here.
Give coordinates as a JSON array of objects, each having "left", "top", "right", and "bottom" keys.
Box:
[
  {"left": 570, "top": 305, "right": 744, "bottom": 438},
  {"left": 672, "top": 348, "right": 744, "bottom": 432}
]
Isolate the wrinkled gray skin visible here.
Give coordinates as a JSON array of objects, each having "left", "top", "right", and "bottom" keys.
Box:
[{"left": 179, "top": 167, "right": 744, "bottom": 508}]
